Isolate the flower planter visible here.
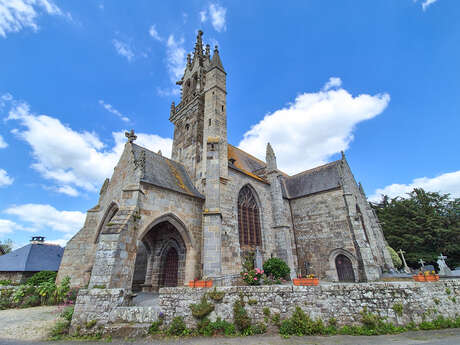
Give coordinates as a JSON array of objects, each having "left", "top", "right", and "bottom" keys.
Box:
[
  {"left": 412, "top": 274, "right": 440, "bottom": 282},
  {"left": 293, "top": 278, "right": 319, "bottom": 286},
  {"left": 413, "top": 275, "right": 425, "bottom": 282},
  {"left": 188, "top": 280, "right": 213, "bottom": 288}
]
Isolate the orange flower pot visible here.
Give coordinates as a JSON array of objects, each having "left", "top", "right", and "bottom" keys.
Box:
[
  {"left": 293, "top": 278, "right": 319, "bottom": 286},
  {"left": 188, "top": 280, "right": 213, "bottom": 288},
  {"left": 413, "top": 275, "right": 425, "bottom": 282}
]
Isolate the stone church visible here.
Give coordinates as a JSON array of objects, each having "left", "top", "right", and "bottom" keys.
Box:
[{"left": 57, "top": 31, "right": 394, "bottom": 291}]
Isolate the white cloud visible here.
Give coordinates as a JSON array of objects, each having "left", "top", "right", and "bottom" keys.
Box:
[
  {"left": 0, "top": 0, "right": 64, "bottom": 38},
  {"left": 47, "top": 233, "right": 72, "bottom": 247},
  {"left": 4, "top": 204, "right": 85, "bottom": 233},
  {"left": 323, "top": 77, "right": 342, "bottom": 91},
  {"left": 369, "top": 170, "right": 460, "bottom": 202},
  {"left": 98, "top": 100, "right": 130, "bottom": 122},
  {"left": 149, "top": 24, "right": 162, "bottom": 41},
  {"left": 5, "top": 97, "right": 172, "bottom": 195},
  {"left": 166, "top": 34, "right": 186, "bottom": 83},
  {"left": 112, "top": 39, "right": 134, "bottom": 61},
  {"left": 238, "top": 78, "right": 390, "bottom": 175},
  {"left": 0, "top": 169, "right": 13, "bottom": 186},
  {"left": 416, "top": 0, "right": 439, "bottom": 11},
  {"left": 0, "top": 219, "right": 27, "bottom": 234},
  {"left": 0, "top": 134, "right": 7, "bottom": 148},
  {"left": 200, "top": 10, "right": 207, "bottom": 23},
  {"left": 208, "top": 4, "right": 226, "bottom": 32}
]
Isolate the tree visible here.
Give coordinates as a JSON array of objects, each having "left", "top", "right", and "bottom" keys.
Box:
[
  {"left": 0, "top": 239, "right": 13, "bottom": 255},
  {"left": 372, "top": 188, "right": 460, "bottom": 269}
]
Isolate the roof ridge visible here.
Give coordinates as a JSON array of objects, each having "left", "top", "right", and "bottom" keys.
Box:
[
  {"left": 228, "top": 144, "right": 267, "bottom": 166},
  {"left": 288, "top": 160, "right": 341, "bottom": 178}
]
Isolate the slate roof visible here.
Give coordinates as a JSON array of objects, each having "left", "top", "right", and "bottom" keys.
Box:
[
  {"left": 227, "top": 144, "right": 268, "bottom": 182},
  {"left": 132, "top": 144, "right": 204, "bottom": 199},
  {"left": 0, "top": 244, "right": 64, "bottom": 272},
  {"left": 281, "top": 160, "right": 342, "bottom": 199}
]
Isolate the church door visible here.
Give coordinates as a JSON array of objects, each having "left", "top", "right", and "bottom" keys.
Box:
[
  {"left": 161, "top": 247, "right": 179, "bottom": 287},
  {"left": 335, "top": 254, "right": 355, "bottom": 282}
]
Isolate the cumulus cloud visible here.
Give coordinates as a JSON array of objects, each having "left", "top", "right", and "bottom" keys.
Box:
[
  {"left": 112, "top": 39, "right": 134, "bottom": 61},
  {"left": 416, "top": 0, "right": 440, "bottom": 11},
  {"left": 157, "top": 34, "right": 187, "bottom": 96},
  {"left": 98, "top": 100, "right": 130, "bottom": 122},
  {"left": 208, "top": 4, "right": 226, "bottom": 32},
  {"left": 148, "top": 24, "right": 162, "bottom": 41},
  {"left": 0, "top": 169, "right": 13, "bottom": 187},
  {"left": 238, "top": 78, "right": 390, "bottom": 175},
  {"left": 200, "top": 10, "right": 207, "bottom": 23},
  {"left": 369, "top": 170, "right": 460, "bottom": 202},
  {"left": 0, "top": 134, "right": 7, "bottom": 148},
  {"left": 4, "top": 96, "right": 172, "bottom": 196},
  {"left": 4, "top": 204, "right": 85, "bottom": 233},
  {"left": 0, "top": 0, "right": 65, "bottom": 38},
  {"left": 0, "top": 219, "right": 27, "bottom": 234}
]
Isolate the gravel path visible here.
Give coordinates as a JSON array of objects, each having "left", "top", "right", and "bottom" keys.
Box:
[{"left": 0, "top": 306, "right": 61, "bottom": 341}]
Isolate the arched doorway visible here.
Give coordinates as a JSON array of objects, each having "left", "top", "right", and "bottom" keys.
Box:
[
  {"left": 132, "top": 220, "right": 187, "bottom": 292},
  {"left": 335, "top": 254, "right": 355, "bottom": 282},
  {"left": 160, "top": 247, "right": 179, "bottom": 287}
]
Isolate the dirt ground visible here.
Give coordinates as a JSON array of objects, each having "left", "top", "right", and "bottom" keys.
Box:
[{"left": 0, "top": 305, "right": 62, "bottom": 341}]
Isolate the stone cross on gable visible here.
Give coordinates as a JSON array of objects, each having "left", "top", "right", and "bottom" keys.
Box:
[
  {"left": 437, "top": 253, "right": 452, "bottom": 276},
  {"left": 125, "top": 129, "right": 137, "bottom": 143},
  {"left": 438, "top": 253, "right": 447, "bottom": 261}
]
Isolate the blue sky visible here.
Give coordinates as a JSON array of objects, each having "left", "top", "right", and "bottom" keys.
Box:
[{"left": 0, "top": 0, "right": 459, "bottom": 248}]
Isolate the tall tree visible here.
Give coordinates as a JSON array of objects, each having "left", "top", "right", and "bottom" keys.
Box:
[
  {"left": 372, "top": 188, "right": 460, "bottom": 269},
  {"left": 0, "top": 239, "right": 13, "bottom": 255}
]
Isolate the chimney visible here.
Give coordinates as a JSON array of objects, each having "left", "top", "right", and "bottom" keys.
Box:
[{"left": 30, "top": 236, "right": 45, "bottom": 244}]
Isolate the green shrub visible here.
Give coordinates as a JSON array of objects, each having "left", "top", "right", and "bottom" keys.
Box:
[
  {"left": 263, "top": 258, "right": 290, "bottom": 279},
  {"left": 0, "top": 279, "right": 12, "bottom": 286},
  {"left": 196, "top": 317, "right": 236, "bottom": 336},
  {"left": 279, "top": 306, "right": 326, "bottom": 336},
  {"left": 387, "top": 246, "right": 402, "bottom": 269},
  {"left": 233, "top": 299, "right": 251, "bottom": 333},
  {"left": 49, "top": 320, "right": 71, "bottom": 340},
  {"left": 26, "top": 271, "right": 57, "bottom": 286},
  {"left": 252, "top": 322, "right": 267, "bottom": 334},
  {"left": 207, "top": 288, "right": 225, "bottom": 302},
  {"left": 392, "top": 303, "right": 403, "bottom": 317},
  {"left": 247, "top": 299, "right": 257, "bottom": 305},
  {"left": 85, "top": 320, "right": 97, "bottom": 329},
  {"left": 21, "top": 294, "right": 40, "bottom": 308},
  {"left": 166, "top": 316, "right": 188, "bottom": 336},
  {"left": 190, "top": 295, "right": 214, "bottom": 319},
  {"left": 148, "top": 320, "right": 163, "bottom": 335},
  {"left": 263, "top": 307, "right": 271, "bottom": 317},
  {"left": 61, "top": 306, "right": 74, "bottom": 322},
  {"left": 446, "top": 288, "right": 451, "bottom": 295}
]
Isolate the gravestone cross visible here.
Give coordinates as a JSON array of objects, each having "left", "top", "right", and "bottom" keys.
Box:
[
  {"left": 437, "top": 253, "right": 452, "bottom": 276},
  {"left": 125, "top": 129, "right": 137, "bottom": 143},
  {"left": 419, "top": 258, "right": 425, "bottom": 269},
  {"left": 398, "top": 249, "right": 411, "bottom": 274}
]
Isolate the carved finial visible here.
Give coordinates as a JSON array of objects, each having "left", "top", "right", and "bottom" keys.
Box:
[
  {"left": 125, "top": 129, "right": 137, "bottom": 143},
  {"left": 358, "top": 182, "right": 365, "bottom": 196},
  {"left": 194, "top": 30, "right": 204, "bottom": 56},
  {"left": 210, "top": 45, "right": 225, "bottom": 72},
  {"left": 266, "top": 142, "right": 277, "bottom": 170},
  {"left": 157, "top": 150, "right": 162, "bottom": 156},
  {"left": 205, "top": 44, "right": 210, "bottom": 59},
  {"left": 170, "top": 101, "right": 175, "bottom": 117},
  {"left": 187, "top": 53, "right": 192, "bottom": 67},
  {"left": 341, "top": 150, "right": 345, "bottom": 160}
]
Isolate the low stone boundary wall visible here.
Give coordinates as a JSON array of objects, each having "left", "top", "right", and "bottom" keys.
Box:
[{"left": 71, "top": 280, "right": 460, "bottom": 335}]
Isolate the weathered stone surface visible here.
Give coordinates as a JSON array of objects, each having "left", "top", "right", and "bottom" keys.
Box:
[{"left": 71, "top": 280, "right": 460, "bottom": 332}]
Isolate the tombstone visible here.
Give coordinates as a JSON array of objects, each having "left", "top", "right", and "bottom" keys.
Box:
[
  {"left": 437, "top": 254, "right": 452, "bottom": 276},
  {"left": 422, "top": 265, "right": 435, "bottom": 272},
  {"left": 254, "top": 247, "right": 263, "bottom": 270}
]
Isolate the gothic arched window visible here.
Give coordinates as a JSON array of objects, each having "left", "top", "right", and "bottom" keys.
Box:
[{"left": 238, "top": 186, "right": 262, "bottom": 249}]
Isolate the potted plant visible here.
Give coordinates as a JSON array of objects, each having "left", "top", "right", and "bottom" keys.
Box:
[
  {"left": 293, "top": 274, "right": 319, "bottom": 286},
  {"left": 188, "top": 276, "right": 213, "bottom": 288},
  {"left": 412, "top": 272, "right": 425, "bottom": 282}
]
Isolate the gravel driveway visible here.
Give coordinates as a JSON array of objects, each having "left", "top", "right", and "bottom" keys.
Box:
[{"left": 0, "top": 306, "right": 61, "bottom": 341}]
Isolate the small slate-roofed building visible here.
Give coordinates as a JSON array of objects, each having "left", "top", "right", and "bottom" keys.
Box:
[{"left": 0, "top": 236, "right": 64, "bottom": 284}]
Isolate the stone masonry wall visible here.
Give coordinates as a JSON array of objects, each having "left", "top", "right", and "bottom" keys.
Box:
[
  {"left": 290, "top": 188, "right": 358, "bottom": 280},
  {"left": 71, "top": 280, "right": 460, "bottom": 335}
]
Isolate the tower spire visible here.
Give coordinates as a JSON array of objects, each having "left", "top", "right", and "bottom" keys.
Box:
[
  {"left": 193, "top": 30, "right": 204, "bottom": 61},
  {"left": 210, "top": 45, "right": 225, "bottom": 72},
  {"left": 266, "top": 142, "right": 277, "bottom": 171}
]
